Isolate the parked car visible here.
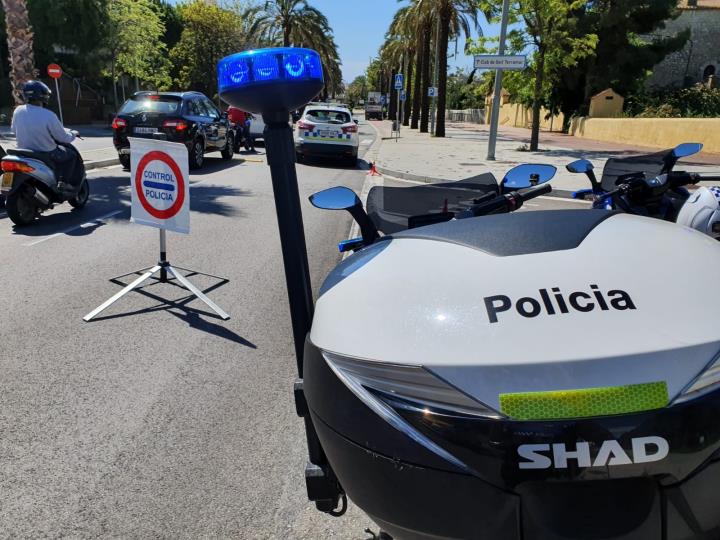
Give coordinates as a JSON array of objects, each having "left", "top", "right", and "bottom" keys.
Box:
[
  {"left": 295, "top": 103, "right": 359, "bottom": 165},
  {"left": 112, "top": 91, "right": 234, "bottom": 170}
]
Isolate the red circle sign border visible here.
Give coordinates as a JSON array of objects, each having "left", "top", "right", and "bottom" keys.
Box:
[
  {"left": 134, "top": 150, "right": 186, "bottom": 220},
  {"left": 47, "top": 63, "right": 62, "bottom": 79}
]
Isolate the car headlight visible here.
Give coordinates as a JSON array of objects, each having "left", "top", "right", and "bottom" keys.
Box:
[{"left": 674, "top": 353, "right": 720, "bottom": 404}]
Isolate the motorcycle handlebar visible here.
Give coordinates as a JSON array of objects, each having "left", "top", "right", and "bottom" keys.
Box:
[{"left": 470, "top": 183, "right": 552, "bottom": 217}]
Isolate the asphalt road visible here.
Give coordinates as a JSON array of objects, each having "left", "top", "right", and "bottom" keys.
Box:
[{"left": 0, "top": 120, "right": 584, "bottom": 539}]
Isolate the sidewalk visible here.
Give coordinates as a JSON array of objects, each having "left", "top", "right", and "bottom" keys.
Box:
[{"left": 371, "top": 120, "right": 720, "bottom": 193}]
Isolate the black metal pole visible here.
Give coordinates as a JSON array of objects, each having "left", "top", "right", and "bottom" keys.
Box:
[
  {"left": 262, "top": 110, "right": 314, "bottom": 375},
  {"left": 159, "top": 229, "right": 168, "bottom": 283}
]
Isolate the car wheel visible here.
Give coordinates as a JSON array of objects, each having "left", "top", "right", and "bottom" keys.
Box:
[
  {"left": 221, "top": 133, "right": 234, "bottom": 160},
  {"left": 69, "top": 178, "right": 90, "bottom": 209},
  {"left": 6, "top": 189, "right": 38, "bottom": 226},
  {"left": 119, "top": 153, "right": 130, "bottom": 170},
  {"left": 189, "top": 139, "right": 204, "bottom": 170}
]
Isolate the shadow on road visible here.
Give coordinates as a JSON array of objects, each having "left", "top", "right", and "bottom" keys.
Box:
[
  {"left": 87, "top": 270, "right": 257, "bottom": 348},
  {"left": 5, "top": 174, "right": 253, "bottom": 237}
]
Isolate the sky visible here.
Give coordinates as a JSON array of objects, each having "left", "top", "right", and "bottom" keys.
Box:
[{"left": 169, "top": 0, "right": 496, "bottom": 84}]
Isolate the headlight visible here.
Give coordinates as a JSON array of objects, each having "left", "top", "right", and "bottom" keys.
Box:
[
  {"left": 674, "top": 354, "right": 720, "bottom": 404},
  {"left": 324, "top": 352, "right": 499, "bottom": 473},
  {"left": 324, "top": 352, "right": 503, "bottom": 419}
]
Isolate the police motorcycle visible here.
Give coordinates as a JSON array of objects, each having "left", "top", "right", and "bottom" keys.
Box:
[
  {"left": 0, "top": 143, "right": 89, "bottom": 226},
  {"left": 218, "top": 47, "right": 720, "bottom": 540}
]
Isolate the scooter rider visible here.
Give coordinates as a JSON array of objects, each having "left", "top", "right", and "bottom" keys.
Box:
[{"left": 11, "top": 80, "right": 82, "bottom": 193}]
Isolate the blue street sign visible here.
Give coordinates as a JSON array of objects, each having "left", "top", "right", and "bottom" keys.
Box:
[
  {"left": 400, "top": 91, "right": 406, "bottom": 101},
  {"left": 380, "top": 94, "right": 386, "bottom": 105},
  {"left": 394, "top": 74, "right": 404, "bottom": 90}
]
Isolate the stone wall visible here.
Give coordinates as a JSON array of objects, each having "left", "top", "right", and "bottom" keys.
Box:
[
  {"left": 647, "top": 7, "right": 720, "bottom": 89},
  {"left": 570, "top": 117, "right": 720, "bottom": 153}
]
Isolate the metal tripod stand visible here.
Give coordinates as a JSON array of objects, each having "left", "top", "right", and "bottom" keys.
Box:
[{"left": 83, "top": 229, "right": 229, "bottom": 322}]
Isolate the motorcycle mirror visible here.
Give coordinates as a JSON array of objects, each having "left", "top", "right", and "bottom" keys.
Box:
[
  {"left": 566, "top": 159, "right": 594, "bottom": 174},
  {"left": 309, "top": 186, "right": 361, "bottom": 210},
  {"left": 672, "top": 143, "right": 703, "bottom": 159},
  {"left": 502, "top": 164, "right": 556, "bottom": 190}
]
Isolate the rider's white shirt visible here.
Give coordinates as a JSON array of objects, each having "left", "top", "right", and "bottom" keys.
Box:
[{"left": 11, "top": 104, "right": 75, "bottom": 153}]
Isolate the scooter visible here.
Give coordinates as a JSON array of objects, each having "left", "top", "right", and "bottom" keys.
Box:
[
  {"left": 304, "top": 166, "right": 720, "bottom": 540},
  {"left": 0, "top": 143, "right": 89, "bottom": 226},
  {"left": 217, "top": 46, "right": 720, "bottom": 540}
]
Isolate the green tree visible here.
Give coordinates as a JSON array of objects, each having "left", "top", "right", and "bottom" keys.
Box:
[
  {"left": 26, "top": 0, "right": 109, "bottom": 78},
  {"left": 346, "top": 75, "right": 367, "bottom": 110},
  {"left": 106, "top": 0, "right": 171, "bottom": 109},
  {"left": 552, "top": 0, "right": 688, "bottom": 128},
  {"left": 170, "top": 1, "right": 244, "bottom": 99},
  {"left": 244, "top": 0, "right": 343, "bottom": 98}
]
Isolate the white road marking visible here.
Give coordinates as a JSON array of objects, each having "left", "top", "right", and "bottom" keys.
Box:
[
  {"left": 25, "top": 209, "right": 124, "bottom": 246},
  {"left": 360, "top": 139, "right": 373, "bottom": 145}
]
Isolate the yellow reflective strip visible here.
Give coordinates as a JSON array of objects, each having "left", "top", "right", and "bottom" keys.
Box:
[{"left": 500, "top": 381, "right": 668, "bottom": 421}]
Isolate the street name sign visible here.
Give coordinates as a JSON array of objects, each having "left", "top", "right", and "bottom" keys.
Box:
[
  {"left": 130, "top": 138, "right": 190, "bottom": 234},
  {"left": 394, "top": 74, "right": 404, "bottom": 90},
  {"left": 474, "top": 55, "right": 527, "bottom": 70}
]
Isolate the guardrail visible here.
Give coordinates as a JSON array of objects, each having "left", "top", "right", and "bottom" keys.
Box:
[{"left": 446, "top": 109, "right": 485, "bottom": 124}]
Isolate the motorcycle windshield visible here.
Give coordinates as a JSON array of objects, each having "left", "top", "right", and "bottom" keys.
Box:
[
  {"left": 366, "top": 174, "right": 499, "bottom": 234},
  {"left": 600, "top": 150, "right": 671, "bottom": 192}
]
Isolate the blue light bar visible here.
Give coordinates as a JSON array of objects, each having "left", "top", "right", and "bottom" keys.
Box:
[{"left": 218, "top": 48, "right": 324, "bottom": 113}]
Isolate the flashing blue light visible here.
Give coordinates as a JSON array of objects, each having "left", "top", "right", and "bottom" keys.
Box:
[
  {"left": 218, "top": 47, "right": 325, "bottom": 112},
  {"left": 218, "top": 47, "right": 324, "bottom": 94}
]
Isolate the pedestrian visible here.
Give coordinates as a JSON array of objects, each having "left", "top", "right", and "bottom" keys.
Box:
[
  {"left": 244, "top": 114, "right": 256, "bottom": 153},
  {"left": 227, "top": 106, "right": 249, "bottom": 152}
]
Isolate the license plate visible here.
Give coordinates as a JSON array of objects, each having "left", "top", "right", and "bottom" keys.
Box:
[
  {"left": 319, "top": 130, "right": 335, "bottom": 138},
  {"left": 1, "top": 172, "right": 13, "bottom": 189},
  {"left": 134, "top": 127, "right": 157, "bottom": 134}
]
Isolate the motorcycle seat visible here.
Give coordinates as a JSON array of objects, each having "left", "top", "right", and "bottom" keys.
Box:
[{"left": 7, "top": 148, "right": 56, "bottom": 170}]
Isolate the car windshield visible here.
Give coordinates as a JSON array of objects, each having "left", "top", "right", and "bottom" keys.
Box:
[
  {"left": 306, "top": 109, "right": 351, "bottom": 124},
  {"left": 120, "top": 97, "right": 182, "bottom": 115}
]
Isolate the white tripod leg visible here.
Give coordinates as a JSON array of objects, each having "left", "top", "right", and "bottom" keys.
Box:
[
  {"left": 168, "top": 266, "right": 230, "bottom": 320},
  {"left": 83, "top": 265, "right": 162, "bottom": 322}
]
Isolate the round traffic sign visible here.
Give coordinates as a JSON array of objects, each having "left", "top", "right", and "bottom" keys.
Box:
[
  {"left": 47, "top": 63, "right": 62, "bottom": 79},
  {"left": 134, "top": 150, "right": 186, "bottom": 220}
]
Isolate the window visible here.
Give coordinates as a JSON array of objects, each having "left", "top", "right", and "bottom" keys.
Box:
[
  {"left": 184, "top": 98, "right": 202, "bottom": 117},
  {"left": 305, "top": 109, "right": 351, "bottom": 124},
  {"left": 703, "top": 65, "right": 716, "bottom": 81},
  {"left": 202, "top": 98, "right": 221, "bottom": 120},
  {"left": 120, "top": 96, "right": 182, "bottom": 115}
]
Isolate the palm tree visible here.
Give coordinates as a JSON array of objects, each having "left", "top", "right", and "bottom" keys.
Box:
[
  {"left": 434, "top": 0, "right": 485, "bottom": 137},
  {"left": 1, "top": 0, "right": 36, "bottom": 105},
  {"left": 388, "top": 6, "right": 415, "bottom": 126},
  {"left": 245, "top": 0, "right": 343, "bottom": 98}
]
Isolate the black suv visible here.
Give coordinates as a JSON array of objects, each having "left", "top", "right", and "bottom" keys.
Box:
[{"left": 112, "top": 91, "right": 234, "bottom": 170}]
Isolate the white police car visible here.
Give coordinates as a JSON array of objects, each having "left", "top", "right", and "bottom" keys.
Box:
[{"left": 295, "top": 103, "right": 359, "bottom": 165}]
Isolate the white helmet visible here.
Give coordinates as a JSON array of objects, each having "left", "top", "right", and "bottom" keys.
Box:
[{"left": 676, "top": 186, "right": 720, "bottom": 239}]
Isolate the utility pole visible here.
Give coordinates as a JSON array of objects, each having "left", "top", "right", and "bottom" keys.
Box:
[
  {"left": 430, "top": 17, "right": 441, "bottom": 135},
  {"left": 486, "top": 0, "right": 510, "bottom": 160}
]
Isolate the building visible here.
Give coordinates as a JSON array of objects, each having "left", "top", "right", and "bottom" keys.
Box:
[{"left": 646, "top": 0, "right": 720, "bottom": 89}]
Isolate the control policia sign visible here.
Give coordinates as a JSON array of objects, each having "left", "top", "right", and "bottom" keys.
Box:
[{"left": 129, "top": 138, "right": 190, "bottom": 234}]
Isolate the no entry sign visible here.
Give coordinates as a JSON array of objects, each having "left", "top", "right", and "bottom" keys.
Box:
[
  {"left": 129, "top": 138, "right": 190, "bottom": 233},
  {"left": 47, "top": 64, "right": 62, "bottom": 79}
]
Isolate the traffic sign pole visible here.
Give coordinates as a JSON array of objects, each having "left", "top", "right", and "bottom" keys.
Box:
[
  {"left": 486, "top": 0, "right": 510, "bottom": 160},
  {"left": 84, "top": 139, "right": 229, "bottom": 322},
  {"left": 54, "top": 78, "right": 63, "bottom": 124},
  {"left": 47, "top": 64, "right": 64, "bottom": 124}
]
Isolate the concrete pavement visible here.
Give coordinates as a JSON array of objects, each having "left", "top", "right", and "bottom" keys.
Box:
[
  {"left": 370, "top": 120, "right": 720, "bottom": 194},
  {"left": 0, "top": 122, "right": 379, "bottom": 538}
]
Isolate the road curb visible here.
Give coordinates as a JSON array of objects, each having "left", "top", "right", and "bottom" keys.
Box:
[{"left": 85, "top": 157, "right": 119, "bottom": 171}]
